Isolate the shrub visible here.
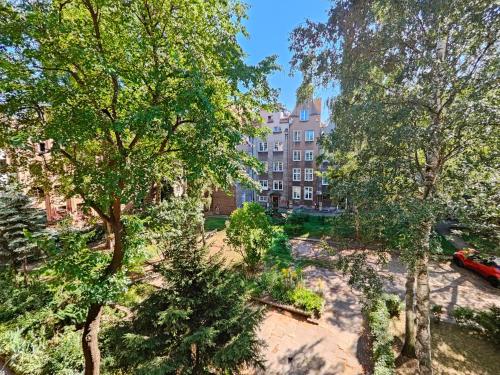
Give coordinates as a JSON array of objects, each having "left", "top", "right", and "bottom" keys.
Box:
[
  {"left": 226, "top": 202, "right": 273, "bottom": 270},
  {"left": 330, "top": 213, "right": 356, "bottom": 239},
  {"left": 288, "top": 286, "right": 324, "bottom": 316},
  {"left": 283, "top": 223, "right": 302, "bottom": 236},
  {"left": 367, "top": 294, "right": 397, "bottom": 375},
  {"left": 264, "top": 229, "right": 293, "bottom": 269},
  {"left": 384, "top": 294, "right": 402, "bottom": 318},
  {"left": 452, "top": 305, "right": 500, "bottom": 344},
  {"left": 287, "top": 212, "right": 309, "bottom": 225},
  {"left": 257, "top": 267, "right": 301, "bottom": 302}
]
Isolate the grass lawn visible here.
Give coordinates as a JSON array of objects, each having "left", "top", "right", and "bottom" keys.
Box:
[
  {"left": 284, "top": 215, "right": 332, "bottom": 238},
  {"left": 204, "top": 215, "right": 228, "bottom": 232}
]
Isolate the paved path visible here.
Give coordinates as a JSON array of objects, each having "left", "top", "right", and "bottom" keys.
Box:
[
  {"left": 255, "top": 240, "right": 369, "bottom": 375},
  {"left": 255, "top": 239, "right": 500, "bottom": 374}
]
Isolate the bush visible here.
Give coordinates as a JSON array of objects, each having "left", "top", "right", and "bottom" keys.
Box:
[
  {"left": 330, "top": 213, "right": 356, "bottom": 239},
  {"left": 287, "top": 212, "right": 309, "bottom": 225},
  {"left": 384, "top": 294, "right": 402, "bottom": 318},
  {"left": 264, "top": 229, "right": 293, "bottom": 269},
  {"left": 288, "top": 286, "right": 324, "bottom": 316},
  {"left": 226, "top": 203, "right": 273, "bottom": 270},
  {"left": 283, "top": 223, "right": 302, "bottom": 236},
  {"left": 367, "top": 294, "right": 397, "bottom": 375},
  {"left": 257, "top": 267, "right": 301, "bottom": 302},
  {"left": 451, "top": 306, "right": 500, "bottom": 344}
]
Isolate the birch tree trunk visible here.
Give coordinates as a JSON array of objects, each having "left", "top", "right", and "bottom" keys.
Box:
[
  {"left": 415, "top": 222, "right": 433, "bottom": 374},
  {"left": 402, "top": 267, "right": 416, "bottom": 358}
]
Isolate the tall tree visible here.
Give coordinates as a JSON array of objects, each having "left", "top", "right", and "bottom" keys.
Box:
[
  {"left": 291, "top": 1, "right": 499, "bottom": 373},
  {"left": 0, "top": 1, "right": 276, "bottom": 373}
]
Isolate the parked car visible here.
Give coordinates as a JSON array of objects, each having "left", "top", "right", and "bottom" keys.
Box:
[{"left": 453, "top": 249, "right": 500, "bottom": 287}]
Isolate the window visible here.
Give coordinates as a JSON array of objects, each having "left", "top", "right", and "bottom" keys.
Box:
[
  {"left": 304, "top": 186, "right": 313, "bottom": 200},
  {"left": 292, "top": 150, "right": 301, "bottom": 161},
  {"left": 258, "top": 195, "right": 268, "bottom": 202},
  {"left": 272, "top": 161, "right": 283, "bottom": 172},
  {"left": 304, "top": 150, "right": 314, "bottom": 161},
  {"left": 258, "top": 142, "right": 268, "bottom": 152},
  {"left": 300, "top": 109, "right": 309, "bottom": 121},
  {"left": 292, "top": 168, "right": 301, "bottom": 181},
  {"left": 305, "top": 130, "right": 315, "bottom": 142},
  {"left": 273, "top": 142, "right": 283, "bottom": 152},
  {"left": 292, "top": 186, "right": 301, "bottom": 200},
  {"left": 273, "top": 126, "right": 282, "bottom": 133},
  {"left": 273, "top": 180, "right": 283, "bottom": 191},
  {"left": 263, "top": 161, "right": 268, "bottom": 172},
  {"left": 293, "top": 130, "right": 301, "bottom": 142},
  {"left": 259, "top": 180, "right": 268, "bottom": 190},
  {"left": 322, "top": 174, "right": 329, "bottom": 185},
  {"left": 304, "top": 168, "right": 314, "bottom": 181},
  {"left": 267, "top": 115, "right": 273, "bottom": 123}
]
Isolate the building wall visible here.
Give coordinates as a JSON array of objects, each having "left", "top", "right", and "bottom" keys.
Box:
[
  {"left": 287, "top": 99, "right": 326, "bottom": 208},
  {"left": 209, "top": 187, "right": 237, "bottom": 215},
  {"left": 254, "top": 109, "right": 291, "bottom": 208}
]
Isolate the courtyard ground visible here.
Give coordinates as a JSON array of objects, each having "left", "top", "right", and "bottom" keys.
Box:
[{"left": 252, "top": 239, "right": 500, "bottom": 374}]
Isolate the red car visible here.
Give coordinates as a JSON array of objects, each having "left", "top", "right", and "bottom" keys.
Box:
[{"left": 453, "top": 249, "right": 500, "bottom": 287}]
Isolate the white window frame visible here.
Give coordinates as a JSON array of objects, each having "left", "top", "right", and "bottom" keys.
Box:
[
  {"left": 300, "top": 109, "right": 309, "bottom": 121},
  {"left": 273, "top": 141, "right": 283, "bottom": 152},
  {"left": 293, "top": 130, "right": 301, "bottom": 142},
  {"left": 304, "top": 150, "right": 314, "bottom": 161},
  {"left": 258, "top": 195, "right": 268, "bottom": 202},
  {"left": 258, "top": 142, "right": 268, "bottom": 152},
  {"left": 304, "top": 186, "right": 313, "bottom": 200},
  {"left": 273, "top": 180, "right": 283, "bottom": 191},
  {"left": 292, "top": 150, "right": 301, "bottom": 161},
  {"left": 292, "top": 186, "right": 301, "bottom": 200},
  {"left": 272, "top": 161, "right": 283, "bottom": 172},
  {"left": 292, "top": 168, "right": 301, "bottom": 182},
  {"left": 305, "top": 130, "right": 314, "bottom": 142},
  {"left": 259, "top": 180, "right": 268, "bottom": 190},
  {"left": 304, "top": 168, "right": 314, "bottom": 181},
  {"left": 322, "top": 175, "right": 329, "bottom": 185}
]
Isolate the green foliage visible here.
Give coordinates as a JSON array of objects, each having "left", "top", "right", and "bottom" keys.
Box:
[
  {"left": 431, "top": 233, "right": 457, "bottom": 256},
  {"left": 383, "top": 294, "right": 402, "bottom": 318},
  {"left": 264, "top": 228, "right": 293, "bottom": 269},
  {"left": 0, "top": 189, "right": 48, "bottom": 267},
  {"left": 368, "top": 294, "right": 398, "bottom": 375},
  {"left": 226, "top": 202, "right": 273, "bottom": 270},
  {"left": 451, "top": 306, "right": 500, "bottom": 345},
  {"left": 283, "top": 213, "right": 332, "bottom": 238},
  {"left": 288, "top": 287, "right": 324, "bottom": 316},
  {"left": 104, "top": 209, "right": 264, "bottom": 374},
  {"left": 329, "top": 214, "right": 356, "bottom": 239}
]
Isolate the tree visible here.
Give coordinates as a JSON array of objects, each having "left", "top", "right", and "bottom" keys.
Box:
[
  {"left": 0, "top": 1, "right": 276, "bottom": 373},
  {"left": 291, "top": 1, "right": 499, "bottom": 373},
  {"left": 226, "top": 202, "right": 273, "bottom": 271},
  {"left": 0, "top": 187, "right": 47, "bottom": 275},
  {"left": 106, "top": 198, "right": 265, "bottom": 374}
]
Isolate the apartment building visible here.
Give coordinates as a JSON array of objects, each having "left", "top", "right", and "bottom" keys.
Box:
[
  {"left": 209, "top": 99, "right": 333, "bottom": 213},
  {"left": 254, "top": 109, "right": 291, "bottom": 208},
  {"left": 287, "top": 99, "right": 330, "bottom": 209}
]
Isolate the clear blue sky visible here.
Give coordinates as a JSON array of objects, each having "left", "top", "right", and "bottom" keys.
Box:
[{"left": 238, "top": 0, "right": 334, "bottom": 121}]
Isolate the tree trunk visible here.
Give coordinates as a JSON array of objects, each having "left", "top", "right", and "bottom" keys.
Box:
[
  {"left": 82, "top": 303, "right": 103, "bottom": 375},
  {"left": 401, "top": 267, "right": 416, "bottom": 358},
  {"left": 82, "top": 198, "right": 124, "bottom": 375},
  {"left": 353, "top": 204, "right": 360, "bottom": 240},
  {"left": 415, "top": 222, "right": 433, "bottom": 374}
]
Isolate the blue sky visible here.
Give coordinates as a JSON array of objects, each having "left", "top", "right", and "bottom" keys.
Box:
[{"left": 238, "top": 0, "right": 334, "bottom": 121}]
